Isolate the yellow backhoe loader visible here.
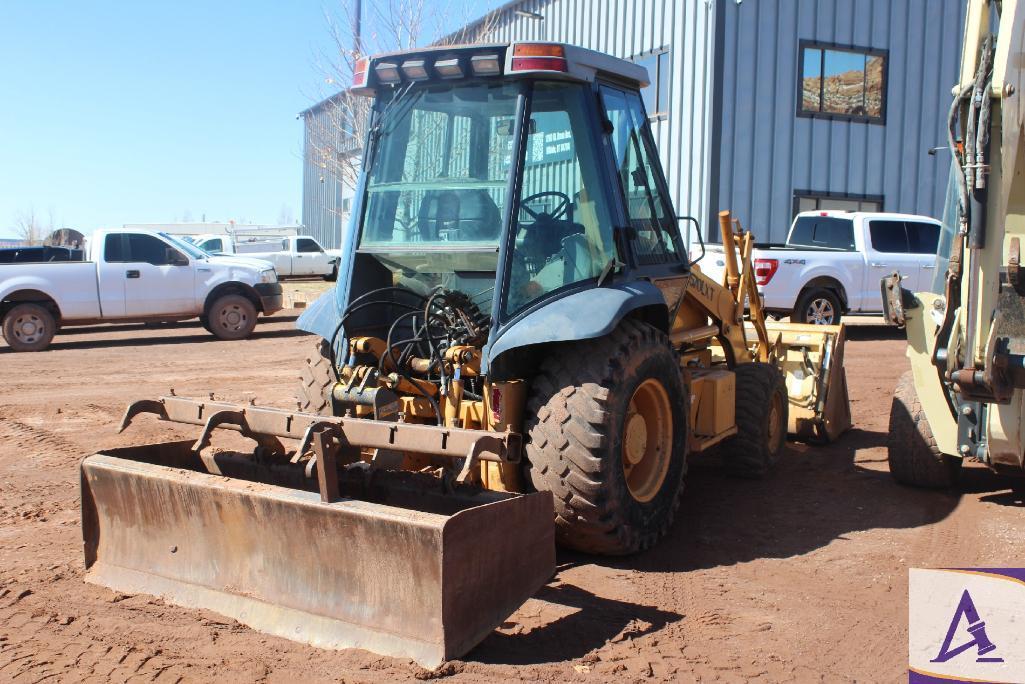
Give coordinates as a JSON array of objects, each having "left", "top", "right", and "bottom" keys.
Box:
[
  {"left": 80, "top": 42, "right": 849, "bottom": 668},
  {"left": 884, "top": 0, "right": 1025, "bottom": 493}
]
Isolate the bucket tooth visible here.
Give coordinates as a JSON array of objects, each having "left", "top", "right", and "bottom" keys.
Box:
[{"left": 81, "top": 440, "right": 555, "bottom": 668}]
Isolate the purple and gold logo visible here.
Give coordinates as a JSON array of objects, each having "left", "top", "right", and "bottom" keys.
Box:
[{"left": 910, "top": 569, "right": 1024, "bottom": 683}]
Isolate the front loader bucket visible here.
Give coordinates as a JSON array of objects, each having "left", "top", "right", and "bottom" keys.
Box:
[
  {"left": 762, "top": 321, "right": 852, "bottom": 442},
  {"left": 81, "top": 440, "right": 555, "bottom": 668}
]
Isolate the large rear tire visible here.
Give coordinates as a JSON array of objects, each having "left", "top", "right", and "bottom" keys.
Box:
[
  {"left": 888, "top": 371, "right": 961, "bottom": 488},
  {"left": 298, "top": 339, "right": 336, "bottom": 415},
  {"left": 2, "top": 303, "right": 56, "bottom": 352},
  {"left": 524, "top": 320, "right": 688, "bottom": 555},
  {"left": 720, "top": 363, "right": 788, "bottom": 478}
]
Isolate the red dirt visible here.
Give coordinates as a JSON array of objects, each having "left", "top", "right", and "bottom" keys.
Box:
[{"left": 1, "top": 316, "right": 1022, "bottom": 682}]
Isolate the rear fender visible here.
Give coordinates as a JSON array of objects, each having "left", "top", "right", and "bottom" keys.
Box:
[{"left": 485, "top": 281, "right": 668, "bottom": 373}]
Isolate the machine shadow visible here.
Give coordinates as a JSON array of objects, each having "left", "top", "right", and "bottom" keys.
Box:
[
  {"left": 468, "top": 581, "right": 682, "bottom": 665},
  {"left": 0, "top": 327, "right": 311, "bottom": 353},
  {"left": 613, "top": 426, "right": 975, "bottom": 574},
  {"left": 842, "top": 325, "right": 907, "bottom": 342},
  {"left": 53, "top": 313, "right": 299, "bottom": 336}
]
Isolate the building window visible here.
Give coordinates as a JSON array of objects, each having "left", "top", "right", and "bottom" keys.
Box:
[
  {"left": 632, "top": 48, "right": 671, "bottom": 120},
  {"left": 793, "top": 191, "right": 883, "bottom": 216},
  {"left": 798, "top": 41, "right": 886, "bottom": 123}
]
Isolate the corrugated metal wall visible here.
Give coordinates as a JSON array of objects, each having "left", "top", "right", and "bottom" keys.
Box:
[
  {"left": 714, "top": 0, "right": 965, "bottom": 243},
  {"left": 301, "top": 104, "right": 350, "bottom": 249},
  {"left": 485, "top": 0, "right": 717, "bottom": 239}
]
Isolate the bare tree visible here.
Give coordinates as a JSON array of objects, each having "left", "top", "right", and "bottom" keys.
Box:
[
  {"left": 308, "top": 0, "right": 502, "bottom": 191},
  {"left": 277, "top": 203, "right": 296, "bottom": 225},
  {"left": 14, "top": 208, "right": 43, "bottom": 245}
]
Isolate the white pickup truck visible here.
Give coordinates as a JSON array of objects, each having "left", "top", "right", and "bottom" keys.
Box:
[
  {"left": 0, "top": 229, "right": 283, "bottom": 352},
  {"left": 697, "top": 210, "right": 941, "bottom": 325},
  {"left": 190, "top": 234, "right": 341, "bottom": 280}
]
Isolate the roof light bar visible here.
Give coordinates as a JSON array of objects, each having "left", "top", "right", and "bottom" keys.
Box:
[
  {"left": 470, "top": 54, "right": 502, "bottom": 75},
  {"left": 510, "top": 43, "right": 567, "bottom": 73},
  {"left": 434, "top": 57, "right": 463, "bottom": 79},
  {"left": 401, "top": 59, "right": 429, "bottom": 80},
  {"left": 352, "top": 58, "right": 369, "bottom": 88},
  {"left": 512, "top": 43, "right": 565, "bottom": 58},
  {"left": 374, "top": 62, "right": 401, "bottom": 84}
]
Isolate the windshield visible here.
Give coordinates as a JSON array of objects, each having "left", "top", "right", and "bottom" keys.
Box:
[
  {"left": 161, "top": 232, "right": 211, "bottom": 260},
  {"left": 355, "top": 82, "right": 522, "bottom": 306},
  {"left": 360, "top": 82, "right": 521, "bottom": 251}
]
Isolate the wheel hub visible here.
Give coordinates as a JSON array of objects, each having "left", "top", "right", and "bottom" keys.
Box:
[
  {"left": 14, "top": 315, "right": 41, "bottom": 341},
  {"left": 806, "top": 298, "right": 835, "bottom": 325},
  {"left": 624, "top": 413, "right": 648, "bottom": 465},
  {"left": 221, "top": 307, "right": 244, "bottom": 328},
  {"left": 621, "top": 379, "right": 673, "bottom": 503}
]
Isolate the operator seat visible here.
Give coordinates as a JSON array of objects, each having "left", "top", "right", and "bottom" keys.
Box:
[{"left": 418, "top": 189, "right": 502, "bottom": 242}]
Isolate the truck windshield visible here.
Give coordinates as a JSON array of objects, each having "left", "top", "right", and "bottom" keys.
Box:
[{"left": 160, "top": 232, "right": 209, "bottom": 260}]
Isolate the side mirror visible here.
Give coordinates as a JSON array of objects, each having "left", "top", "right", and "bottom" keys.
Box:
[
  {"left": 167, "top": 249, "right": 188, "bottom": 266},
  {"left": 678, "top": 216, "right": 704, "bottom": 264}
]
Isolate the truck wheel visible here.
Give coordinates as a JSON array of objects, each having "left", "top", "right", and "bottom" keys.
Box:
[
  {"left": 888, "top": 371, "right": 961, "bottom": 488},
  {"left": 720, "top": 362, "right": 788, "bottom": 478},
  {"left": 793, "top": 288, "right": 842, "bottom": 325},
  {"left": 2, "top": 303, "right": 56, "bottom": 352},
  {"left": 524, "top": 320, "right": 688, "bottom": 555},
  {"left": 207, "top": 294, "right": 257, "bottom": 340},
  {"left": 297, "top": 339, "right": 335, "bottom": 415}
]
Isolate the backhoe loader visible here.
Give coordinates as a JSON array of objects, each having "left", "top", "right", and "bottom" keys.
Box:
[
  {"left": 884, "top": 0, "right": 1025, "bottom": 492},
  {"left": 80, "top": 42, "right": 849, "bottom": 667}
]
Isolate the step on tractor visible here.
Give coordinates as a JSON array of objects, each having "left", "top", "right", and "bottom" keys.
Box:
[
  {"left": 80, "top": 42, "right": 850, "bottom": 667},
  {"left": 884, "top": 0, "right": 1025, "bottom": 492}
]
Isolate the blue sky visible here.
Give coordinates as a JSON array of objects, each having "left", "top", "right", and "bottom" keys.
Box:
[{"left": 0, "top": 1, "right": 496, "bottom": 237}]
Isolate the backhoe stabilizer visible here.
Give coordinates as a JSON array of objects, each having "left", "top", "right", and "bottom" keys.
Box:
[{"left": 81, "top": 398, "right": 555, "bottom": 668}]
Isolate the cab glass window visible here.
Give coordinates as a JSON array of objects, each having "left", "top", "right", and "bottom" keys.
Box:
[
  {"left": 104, "top": 234, "right": 125, "bottom": 262},
  {"left": 296, "top": 238, "right": 321, "bottom": 253},
  {"left": 788, "top": 216, "right": 855, "bottom": 250},
  {"left": 869, "top": 220, "right": 909, "bottom": 253},
  {"left": 126, "top": 234, "right": 177, "bottom": 265},
  {"left": 906, "top": 221, "right": 940, "bottom": 254},
  {"left": 504, "top": 82, "right": 617, "bottom": 316},
  {"left": 600, "top": 85, "right": 681, "bottom": 266}
]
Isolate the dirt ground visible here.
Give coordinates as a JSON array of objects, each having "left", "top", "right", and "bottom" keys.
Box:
[{"left": 1, "top": 309, "right": 1022, "bottom": 683}]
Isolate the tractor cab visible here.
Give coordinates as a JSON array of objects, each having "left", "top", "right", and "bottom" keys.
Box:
[{"left": 306, "top": 42, "right": 689, "bottom": 353}]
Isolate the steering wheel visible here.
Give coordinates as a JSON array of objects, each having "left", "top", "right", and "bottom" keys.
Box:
[{"left": 519, "top": 191, "right": 571, "bottom": 224}]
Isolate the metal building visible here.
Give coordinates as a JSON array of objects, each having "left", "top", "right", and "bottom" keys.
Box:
[{"left": 300, "top": 0, "right": 965, "bottom": 246}]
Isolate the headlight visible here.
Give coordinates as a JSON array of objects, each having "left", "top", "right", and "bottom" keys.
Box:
[{"left": 259, "top": 269, "right": 277, "bottom": 284}]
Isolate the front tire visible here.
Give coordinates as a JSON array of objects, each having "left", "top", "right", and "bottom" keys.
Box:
[
  {"left": 207, "top": 294, "right": 257, "bottom": 340},
  {"left": 888, "top": 371, "right": 961, "bottom": 487},
  {"left": 524, "top": 320, "right": 688, "bottom": 555},
  {"left": 2, "top": 303, "right": 56, "bottom": 352},
  {"left": 793, "top": 287, "right": 842, "bottom": 325},
  {"left": 720, "top": 363, "right": 788, "bottom": 478}
]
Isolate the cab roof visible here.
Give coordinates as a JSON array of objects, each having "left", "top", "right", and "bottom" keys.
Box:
[{"left": 350, "top": 41, "right": 649, "bottom": 96}]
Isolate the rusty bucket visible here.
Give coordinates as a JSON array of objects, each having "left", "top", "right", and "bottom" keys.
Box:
[{"left": 81, "top": 440, "right": 554, "bottom": 668}]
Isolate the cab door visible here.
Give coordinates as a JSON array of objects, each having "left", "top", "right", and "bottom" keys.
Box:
[
  {"left": 294, "top": 237, "right": 326, "bottom": 275},
  {"left": 864, "top": 219, "right": 919, "bottom": 310},
  {"left": 903, "top": 220, "right": 942, "bottom": 291},
  {"left": 120, "top": 233, "right": 196, "bottom": 316}
]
